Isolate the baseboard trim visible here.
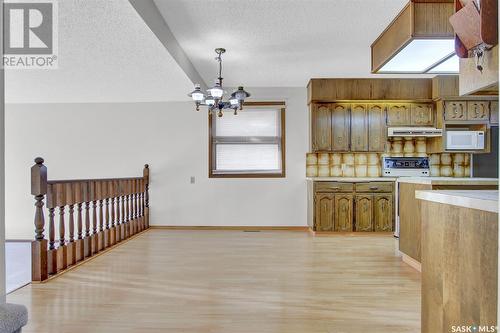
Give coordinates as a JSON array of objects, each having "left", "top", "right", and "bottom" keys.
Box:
[
  {"left": 149, "top": 226, "right": 309, "bottom": 231},
  {"left": 401, "top": 253, "right": 422, "bottom": 272},
  {"left": 308, "top": 230, "right": 394, "bottom": 236}
]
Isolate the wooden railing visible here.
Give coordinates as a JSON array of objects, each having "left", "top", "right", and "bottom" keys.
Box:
[{"left": 31, "top": 158, "right": 150, "bottom": 281}]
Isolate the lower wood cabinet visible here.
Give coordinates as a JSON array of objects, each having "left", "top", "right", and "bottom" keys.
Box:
[
  {"left": 314, "top": 193, "right": 353, "bottom": 232},
  {"left": 334, "top": 194, "right": 353, "bottom": 232},
  {"left": 313, "top": 182, "right": 393, "bottom": 232},
  {"left": 374, "top": 194, "right": 393, "bottom": 231},
  {"left": 355, "top": 195, "right": 373, "bottom": 231},
  {"left": 314, "top": 193, "right": 334, "bottom": 232}
]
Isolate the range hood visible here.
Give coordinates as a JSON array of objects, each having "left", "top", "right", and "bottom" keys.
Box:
[
  {"left": 388, "top": 127, "right": 443, "bottom": 137},
  {"left": 371, "top": 0, "right": 457, "bottom": 74}
]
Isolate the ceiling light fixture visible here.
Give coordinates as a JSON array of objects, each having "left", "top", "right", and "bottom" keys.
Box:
[
  {"left": 371, "top": 1, "right": 457, "bottom": 74},
  {"left": 188, "top": 48, "right": 251, "bottom": 117}
]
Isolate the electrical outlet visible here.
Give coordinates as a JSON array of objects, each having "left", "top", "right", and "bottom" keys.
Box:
[{"left": 190, "top": 176, "right": 195, "bottom": 184}]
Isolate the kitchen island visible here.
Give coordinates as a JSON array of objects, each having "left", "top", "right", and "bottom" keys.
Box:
[
  {"left": 397, "top": 177, "right": 498, "bottom": 270},
  {"left": 416, "top": 190, "right": 498, "bottom": 333}
]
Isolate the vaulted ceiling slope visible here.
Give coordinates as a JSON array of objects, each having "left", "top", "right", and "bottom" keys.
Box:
[
  {"left": 6, "top": 0, "right": 193, "bottom": 103},
  {"left": 154, "top": 0, "right": 415, "bottom": 88}
]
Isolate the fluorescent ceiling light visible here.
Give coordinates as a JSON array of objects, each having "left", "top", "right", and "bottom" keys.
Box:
[
  {"left": 371, "top": 1, "right": 455, "bottom": 74},
  {"left": 428, "top": 54, "right": 459, "bottom": 73},
  {"left": 378, "top": 39, "right": 457, "bottom": 74}
]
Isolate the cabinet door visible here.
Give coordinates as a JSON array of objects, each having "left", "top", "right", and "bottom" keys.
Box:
[
  {"left": 368, "top": 104, "right": 386, "bottom": 152},
  {"left": 334, "top": 194, "right": 353, "bottom": 232},
  {"left": 312, "top": 104, "right": 332, "bottom": 151},
  {"left": 490, "top": 101, "right": 499, "bottom": 125},
  {"left": 314, "top": 193, "right": 334, "bottom": 231},
  {"left": 467, "top": 101, "right": 490, "bottom": 121},
  {"left": 350, "top": 104, "right": 368, "bottom": 151},
  {"left": 444, "top": 101, "right": 467, "bottom": 120},
  {"left": 355, "top": 195, "right": 373, "bottom": 232},
  {"left": 386, "top": 104, "right": 411, "bottom": 126},
  {"left": 374, "top": 194, "right": 393, "bottom": 232},
  {"left": 331, "top": 104, "right": 350, "bottom": 151},
  {"left": 411, "top": 104, "right": 433, "bottom": 126}
]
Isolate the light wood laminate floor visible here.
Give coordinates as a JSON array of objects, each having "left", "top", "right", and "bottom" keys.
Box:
[{"left": 8, "top": 230, "right": 421, "bottom": 333}]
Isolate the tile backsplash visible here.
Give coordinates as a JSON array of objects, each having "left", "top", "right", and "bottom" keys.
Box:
[{"left": 306, "top": 137, "right": 471, "bottom": 178}]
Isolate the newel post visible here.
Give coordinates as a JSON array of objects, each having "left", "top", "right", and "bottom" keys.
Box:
[
  {"left": 31, "top": 157, "right": 48, "bottom": 281},
  {"left": 143, "top": 164, "right": 149, "bottom": 228}
]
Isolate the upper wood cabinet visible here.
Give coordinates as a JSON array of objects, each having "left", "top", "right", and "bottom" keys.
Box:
[
  {"left": 411, "top": 104, "right": 433, "bottom": 126},
  {"left": 334, "top": 194, "right": 353, "bottom": 232},
  {"left": 331, "top": 104, "right": 351, "bottom": 151},
  {"left": 350, "top": 104, "right": 368, "bottom": 152},
  {"left": 386, "top": 104, "right": 411, "bottom": 126},
  {"left": 467, "top": 101, "right": 490, "bottom": 121},
  {"left": 368, "top": 104, "right": 386, "bottom": 152},
  {"left": 444, "top": 101, "right": 467, "bottom": 120},
  {"left": 312, "top": 104, "right": 332, "bottom": 151},
  {"left": 490, "top": 101, "right": 499, "bottom": 125}
]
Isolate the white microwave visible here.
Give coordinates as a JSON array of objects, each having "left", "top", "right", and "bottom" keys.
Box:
[{"left": 446, "top": 131, "right": 485, "bottom": 150}]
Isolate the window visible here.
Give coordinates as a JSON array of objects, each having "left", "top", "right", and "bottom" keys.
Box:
[{"left": 209, "top": 102, "right": 286, "bottom": 178}]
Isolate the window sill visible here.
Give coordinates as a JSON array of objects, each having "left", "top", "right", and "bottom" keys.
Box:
[{"left": 209, "top": 172, "right": 286, "bottom": 179}]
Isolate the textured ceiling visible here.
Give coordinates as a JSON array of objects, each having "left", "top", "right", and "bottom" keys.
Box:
[
  {"left": 154, "top": 0, "right": 416, "bottom": 88},
  {"left": 6, "top": 0, "right": 193, "bottom": 103}
]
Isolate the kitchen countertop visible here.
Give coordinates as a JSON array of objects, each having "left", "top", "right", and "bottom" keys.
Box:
[
  {"left": 397, "top": 177, "right": 499, "bottom": 185},
  {"left": 415, "top": 190, "right": 499, "bottom": 213},
  {"left": 307, "top": 177, "right": 397, "bottom": 182}
]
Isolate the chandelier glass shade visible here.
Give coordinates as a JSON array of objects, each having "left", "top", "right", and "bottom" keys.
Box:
[{"left": 188, "top": 48, "right": 251, "bottom": 117}]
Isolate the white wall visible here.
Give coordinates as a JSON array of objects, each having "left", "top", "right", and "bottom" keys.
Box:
[
  {"left": 5, "top": 87, "right": 308, "bottom": 239},
  {"left": 1, "top": 0, "right": 7, "bottom": 299}
]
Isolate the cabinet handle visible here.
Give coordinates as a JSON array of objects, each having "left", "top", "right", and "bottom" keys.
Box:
[
  {"left": 328, "top": 187, "right": 340, "bottom": 190},
  {"left": 369, "top": 186, "right": 379, "bottom": 190}
]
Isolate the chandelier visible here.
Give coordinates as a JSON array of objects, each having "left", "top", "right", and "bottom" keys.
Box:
[{"left": 188, "top": 48, "right": 251, "bottom": 117}]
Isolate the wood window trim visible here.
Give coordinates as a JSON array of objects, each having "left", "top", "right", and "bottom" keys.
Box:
[{"left": 208, "top": 101, "right": 286, "bottom": 179}]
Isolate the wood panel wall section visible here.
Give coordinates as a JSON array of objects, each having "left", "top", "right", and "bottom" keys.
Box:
[
  {"left": 307, "top": 79, "right": 433, "bottom": 104},
  {"left": 398, "top": 182, "right": 498, "bottom": 266},
  {"left": 420, "top": 201, "right": 498, "bottom": 333}
]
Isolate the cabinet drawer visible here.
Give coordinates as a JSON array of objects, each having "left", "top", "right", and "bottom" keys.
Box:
[
  {"left": 467, "top": 101, "right": 490, "bottom": 121},
  {"left": 315, "top": 182, "right": 354, "bottom": 193},
  {"left": 444, "top": 101, "right": 467, "bottom": 120},
  {"left": 355, "top": 182, "right": 393, "bottom": 193}
]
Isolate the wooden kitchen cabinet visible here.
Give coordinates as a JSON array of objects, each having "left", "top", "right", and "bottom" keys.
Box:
[
  {"left": 312, "top": 104, "right": 332, "bottom": 151},
  {"left": 491, "top": 101, "right": 499, "bottom": 125},
  {"left": 411, "top": 104, "right": 433, "bottom": 126},
  {"left": 467, "top": 101, "right": 490, "bottom": 121},
  {"left": 355, "top": 195, "right": 373, "bottom": 231},
  {"left": 368, "top": 104, "right": 386, "bottom": 152},
  {"left": 386, "top": 104, "right": 410, "bottom": 126},
  {"left": 334, "top": 194, "right": 353, "bottom": 232},
  {"left": 350, "top": 104, "right": 368, "bottom": 151},
  {"left": 314, "top": 193, "right": 335, "bottom": 231},
  {"left": 444, "top": 101, "right": 467, "bottom": 120},
  {"left": 373, "top": 194, "right": 393, "bottom": 232},
  {"left": 311, "top": 181, "right": 394, "bottom": 233},
  {"left": 331, "top": 104, "right": 351, "bottom": 151}
]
